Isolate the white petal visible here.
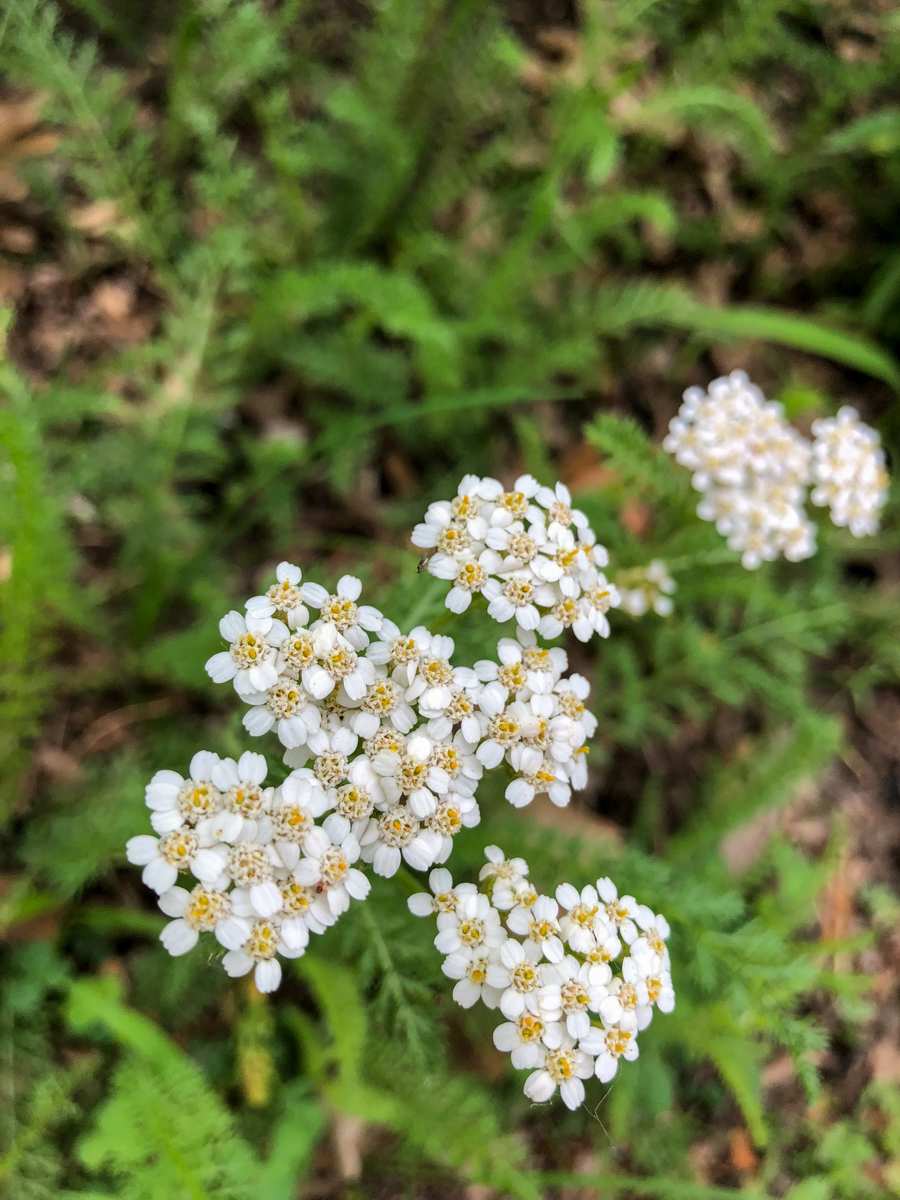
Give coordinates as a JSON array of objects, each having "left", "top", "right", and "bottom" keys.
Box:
[
  {"left": 160, "top": 919, "right": 199, "bottom": 956},
  {"left": 254, "top": 959, "right": 283, "bottom": 993},
  {"left": 216, "top": 916, "right": 251, "bottom": 950},
  {"left": 219, "top": 611, "right": 246, "bottom": 640},
  {"left": 126, "top": 835, "right": 159, "bottom": 866},
  {"left": 142, "top": 858, "right": 178, "bottom": 894}
]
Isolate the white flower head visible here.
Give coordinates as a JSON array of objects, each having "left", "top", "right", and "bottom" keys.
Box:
[
  {"left": 524, "top": 1037, "right": 594, "bottom": 1110},
  {"left": 246, "top": 561, "right": 309, "bottom": 628},
  {"left": 302, "top": 574, "right": 383, "bottom": 650},
  {"left": 408, "top": 867, "right": 477, "bottom": 917},
  {"left": 158, "top": 884, "right": 247, "bottom": 957},
  {"left": 222, "top": 917, "right": 302, "bottom": 993},
  {"left": 506, "top": 895, "right": 565, "bottom": 963},
  {"left": 206, "top": 611, "right": 288, "bottom": 697},
  {"left": 293, "top": 820, "right": 370, "bottom": 917},
  {"left": 125, "top": 829, "right": 226, "bottom": 895},
  {"left": 144, "top": 751, "right": 222, "bottom": 835},
  {"left": 579, "top": 1021, "right": 639, "bottom": 1083},
  {"left": 434, "top": 892, "right": 506, "bottom": 957},
  {"left": 493, "top": 1010, "right": 565, "bottom": 1070}
]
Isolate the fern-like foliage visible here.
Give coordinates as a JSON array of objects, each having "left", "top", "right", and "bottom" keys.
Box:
[{"left": 68, "top": 979, "right": 257, "bottom": 1200}]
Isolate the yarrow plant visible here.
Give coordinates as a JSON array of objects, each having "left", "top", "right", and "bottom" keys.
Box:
[
  {"left": 408, "top": 848, "right": 674, "bottom": 1108},
  {"left": 125, "top": 477, "right": 621, "bottom": 1037},
  {"left": 124, "top": 408, "right": 886, "bottom": 1098},
  {"left": 663, "top": 372, "right": 887, "bottom": 568}
]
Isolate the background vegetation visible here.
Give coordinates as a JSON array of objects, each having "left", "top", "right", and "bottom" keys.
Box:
[{"left": 2, "top": 0, "right": 900, "bottom": 1196}]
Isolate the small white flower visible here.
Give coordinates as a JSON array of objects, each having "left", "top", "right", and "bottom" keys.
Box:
[
  {"left": 475, "top": 705, "right": 540, "bottom": 770},
  {"left": 358, "top": 807, "right": 441, "bottom": 877},
  {"left": 556, "top": 883, "right": 610, "bottom": 953},
  {"left": 493, "top": 1011, "right": 565, "bottom": 1069},
  {"left": 579, "top": 1022, "right": 639, "bottom": 1083},
  {"left": 302, "top": 574, "right": 383, "bottom": 650},
  {"left": 190, "top": 751, "right": 269, "bottom": 843},
  {"left": 486, "top": 938, "right": 548, "bottom": 1019},
  {"left": 524, "top": 1037, "right": 594, "bottom": 1110},
  {"left": 279, "top": 878, "right": 334, "bottom": 947},
  {"left": 246, "top": 561, "right": 309, "bottom": 628},
  {"left": 268, "top": 773, "right": 331, "bottom": 869},
  {"left": 537, "top": 955, "right": 607, "bottom": 1039},
  {"left": 493, "top": 876, "right": 538, "bottom": 913},
  {"left": 365, "top": 621, "right": 429, "bottom": 688},
  {"left": 293, "top": 818, "right": 370, "bottom": 917},
  {"left": 434, "top": 893, "right": 506, "bottom": 956},
  {"left": 630, "top": 906, "right": 672, "bottom": 973},
  {"left": 483, "top": 574, "right": 541, "bottom": 631},
  {"left": 479, "top": 845, "right": 530, "bottom": 884},
  {"left": 242, "top": 676, "right": 323, "bottom": 750},
  {"left": 125, "top": 829, "right": 225, "bottom": 895},
  {"left": 222, "top": 918, "right": 302, "bottom": 993},
  {"left": 408, "top": 867, "right": 477, "bottom": 917},
  {"left": 158, "top": 884, "right": 247, "bottom": 956},
  {"left": 617, "top": 560, "right": 676, "bottom": 619},
  {"left": 345, "top": 673, "right": 417, "bottom": 738},
  {"left": 404, "top": 633, "right": 477, "bottom": 715},
  {"left": 426, "top": 791, "right": 480, "bottom": 863},
  {"left": 551, "top": 674, "right": 596, "bottom": 743},
  {"left": 506, "top": 895, "right": 565, "bottom": 963},
  {"left": 328, "top": 755, "right": 384, "bottom": 829},
  {"left": 225, "top": 840, "right": 283, "bottom": 918},
  {"left": 303, "top": 622, "right": 376, "bottom": 701},
  {"left": 371, "top": 733, "right": 448, "bottom": 818},
  {"left": 206, "top": 611, "right": 288, "bottom": 697},
  {"left": 442, "top": 946, "right": 504, "bottom": 1009},
  {"left": 596, "top": 877, "right": 640, "bottom": 944},
  {"left": 144, "top": 751, "right": 221, "bottom": 834},
  {"left": 505, "top": 756, "right": 572, "bottom": 809}
]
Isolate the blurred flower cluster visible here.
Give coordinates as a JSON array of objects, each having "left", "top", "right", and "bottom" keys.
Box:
[
  {"left": 616, "top": 560, "right": 676, "bottom": 618},
  {"left": 663, "top": 372, "right": 886, "bottom": 568},
  {"left": 810, "top": 407, "right": 890, "bottom": 537}
]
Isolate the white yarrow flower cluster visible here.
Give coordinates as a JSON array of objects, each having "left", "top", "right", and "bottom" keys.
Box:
[
  {"left": 128, "top": 543, "right": 610, "bottom": 991},
  {"left": 126, "top": 749, "right": 371, "bottom": 993},
  {"left": 810, "top": 406, "right": 889, "bottom": 537},
  {"left": 412, "top": 474, "right": 620, "bottom": 641},
  {"left": 471, "top": 629, "right": 595, "bottom": 809},
  {"left": 616, "top": 560, "right": 676, "bottom": 618},
  {"left": 409, "top": 848, "right": 675, "bottom": 1109},
  {"left": 664, "top": 372, "right": 887, "bottom": 568},
  {"left": 664, "top": 372, "right": 816, "bottom": 569}
]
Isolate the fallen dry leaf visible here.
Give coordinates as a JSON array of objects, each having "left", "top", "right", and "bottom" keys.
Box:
[{"left": 728, "top": 1127, "right": 759, "bottom": 1172}]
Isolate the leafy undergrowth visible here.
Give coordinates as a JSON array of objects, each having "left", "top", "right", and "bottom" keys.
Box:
[{"left": 2, "top": 1, "right": 900, "bottom": 1197}]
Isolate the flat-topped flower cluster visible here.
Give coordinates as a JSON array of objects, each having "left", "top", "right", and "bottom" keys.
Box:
[
  {"left": 412, "top": 474, "right": 620, "bottom": 640},
  {"left": 664, "top": 372, "right": 887, "bottom": 569},
  {"left": 127, "top": 748, "right": 370, "bottom": 993},
  {"left": 124, "top": 471, "right": 678, "bottom": 1107},
  {"left": 409, "top": 847, "right": 674, "bottom": 1108},
  {"left": 127, "top": 519, "right": 605, "bottom": 997},
  {"left": 810, "top": 406, "right": 890, "bottom": 538}
]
